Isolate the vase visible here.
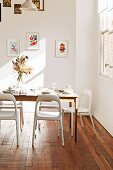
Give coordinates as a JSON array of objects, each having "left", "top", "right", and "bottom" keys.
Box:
[
  {"left": 17, "top": 72, "right": 23, "bottom": 82},
  {"left": 16, "top": 78, "right": 26, "bottom": 93}
]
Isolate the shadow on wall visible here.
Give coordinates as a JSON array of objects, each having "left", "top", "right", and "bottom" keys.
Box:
[{"left": 0, "top": 38, "right": 46, "bottom": 89}]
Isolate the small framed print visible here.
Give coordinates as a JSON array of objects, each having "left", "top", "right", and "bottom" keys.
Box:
[
  {"left": 7, "top": 39, "right": 19, "bottom": 57},
  {"left": 55, "top": 40, "right": 68, "bottom": 57},
  {"left": 32, "top": 0, "right": 44, "bottom": 11},
  {"left": 3, "top": 0, "right": 11, "bottom": 7},
  {"left": 26, "top": 32, "right": 39, "bottom": 50},
  {"left": 32, "top": 0, "right": 40, "bottom": 9},
  {"left": 14, "top": 4, "right": 22, "bottom": 14}
]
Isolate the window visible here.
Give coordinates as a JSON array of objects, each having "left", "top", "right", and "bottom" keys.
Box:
[{"left": 98, "top": 0, "right": 113, "bottom": 79}]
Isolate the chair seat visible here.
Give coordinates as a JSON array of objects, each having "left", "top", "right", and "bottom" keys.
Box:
[
  {"left": 36, "top": 111, "right": 60, "bottom": 120},
  {"left": 0, "top": 110, "right": 19, "bottom": 118},
  {"left": 78, "top": 107, "right": 89, "bottom": 113},
  {"left": 62, "top": 106, "right": 89, "bottom": 113}
]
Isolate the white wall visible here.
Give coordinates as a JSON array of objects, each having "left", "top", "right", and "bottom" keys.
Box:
[
  {"left": 75, "top": 0, "right": 113, "bottom": 137},
  {"left": 93, "top": 1, "right": 113, "bottom": 136},
  {"left": 75, "top": 0, "right": 96, "bottom": 94},
  {"left": 93, "top": 79, "right": 113, "bottom": 136},
  {"left": 0, "top": 0, "right": 75, "bottom": 90}
]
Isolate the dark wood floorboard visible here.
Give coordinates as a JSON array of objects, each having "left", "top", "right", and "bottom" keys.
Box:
[{"left": 0, "top": 112, "right": 113, "bottom": 170}]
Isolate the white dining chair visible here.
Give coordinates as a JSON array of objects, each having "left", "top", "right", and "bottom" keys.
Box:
[
  {"left": 32, "top": 94, "right": 64, "bottom": 147},
  {"left": 0, "top": 93, "right": 19, "bottom": 146},
  {"left": 0, "top": 100, "right": 24, "bottom": 131},
  {"left": 62, "top": 89, "right": 96, "bottom": 136},
  {"left": 38, "top": 95, "right": 59, "bottom": 130}
]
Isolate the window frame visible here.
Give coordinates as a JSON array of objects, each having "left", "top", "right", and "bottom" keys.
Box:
[{"left": 98, "top": 0, "right": 113, "bottom": 80}]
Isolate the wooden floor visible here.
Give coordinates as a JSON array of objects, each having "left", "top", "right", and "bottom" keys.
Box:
[{"left": 0, "top": 112, "right": 113, "bottom": 170}]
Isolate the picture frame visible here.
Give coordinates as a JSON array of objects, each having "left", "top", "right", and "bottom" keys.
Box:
[
  {"left": 7, "top": 39, "right": 19, "bottom": 57},
  {"left": 32, "top": 0, "right": 44, "bottom": 11},
  {"left": 32, "top": 0, "right": 40, "bottom": 9},
  {"left": 26, "top": 32, "right": 39, "bottom": 50},
  {"left": 3, "top": 0, "right": 11, "bottom": 7},
  {"left": 14, "top": 4, "right": 22, "bottom": 14},
  {"left": 55, "top": 40, "right": 68, "bottom": 57}
]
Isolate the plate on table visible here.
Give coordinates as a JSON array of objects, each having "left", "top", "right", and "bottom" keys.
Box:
[
  {"left": 63, "top": 89, "right": 74, "bottom": 94},
  {"left": 3, "top": 89, "right": 19, "bottom": 95},
  {"left": 3, "top": 90, "right": 15, "bottom": 94},
  {"left": 42, "top": 91, "right": 51, "bottom": 94},
  {"left": 58, "top": 89, "right": 64, "bottom": 93}
]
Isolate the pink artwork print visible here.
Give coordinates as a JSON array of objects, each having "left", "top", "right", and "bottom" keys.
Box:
[
  {"left": 29, "top": 35, "right": 37, "bottom": 47},
  {"left": 59, "top": 43, "right": 65, "bottom": 53},
  {"left": 27, "top": 32, "right": 39, "bottom": 50}
]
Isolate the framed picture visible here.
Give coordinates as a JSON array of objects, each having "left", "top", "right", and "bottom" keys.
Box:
[
  {"left": 7, "top": 39, "right": 19, "bottom": 57},
  {"left": 0, "top": 3, "right": 1, "bottom": 22},
  {"left": 55, "top": 40, "right": 68, "bottom": 57},
  {"left": 3, "top": 0, "right": 11, "bottom": 7},
  {"left": 32, "top": 0, "right": 44, "bottom": 11},
  {"left": 32, "top": 0, "right": 40, "bottom": 9},
  {"left": 14, "top": 4, "right": 22, "bottom": 14},
  {"left": 26, "top": 32, "right": 39, "bottom": 50}
]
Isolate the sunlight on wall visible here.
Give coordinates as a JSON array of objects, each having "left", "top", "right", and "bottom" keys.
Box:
[{"left": 0, "top": 38, "right": 46, "bottom": 90}]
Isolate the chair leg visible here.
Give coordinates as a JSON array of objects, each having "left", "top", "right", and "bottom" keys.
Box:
[
  {"left": 32, "top": 119, "right": 37, "bottom": 147},
  {"left": 37, "top": 107, "right": 42, "bottom": 131},
  {"left": 20, "top": 102, "right": 24, "bottom": 125},
  {"left": 20, "top": 108, "right": 23, "bottom": 131},
  {"left": 57, "top": 121, "right": 59, "bottom": 137},
  {"left": 19, "top": 102, "right": 24, "bottom": 131},
  {"left": 79, "top": 113, "right": 84, "bottom": 127},
  {"left": 16, "top": 120, "right": 19, "bottom": 146},
  {"left": 60, "top": 119, "right": 64, "bottom": 146},
  {"left": 62, "top": 110, "right": 64, "bottom": 126},
  {"left": 38, "top": 120, "right": 40, "bottom": 131},
  {"left": 89, "top": 113, "right": 96, "bottom": 134},
  {"left": 0, "top": 120, "right": 1, "bottom": 129}
]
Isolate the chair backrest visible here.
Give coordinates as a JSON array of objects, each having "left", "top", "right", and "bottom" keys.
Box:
[
  {"left": 35, "top": 94, "right": 62, "bottom": 115},
  {"left": 0, "top": 93, "right": 17, "bottom": 112},
  {"left": 78, "top": 89, "right": 92, "bottom": 112}
]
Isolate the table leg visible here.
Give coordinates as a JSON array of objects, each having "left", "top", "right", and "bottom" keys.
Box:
[
  {"left": 69, "top": 102, "right": 72, "bottom": 129},
  {"left": 74, "top": 98, "right": 77, "bottom": 142}
]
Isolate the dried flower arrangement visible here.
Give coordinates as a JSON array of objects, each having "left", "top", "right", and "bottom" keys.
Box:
[{"left": 12, "top": 55, "right": 32, "bottom": 82}]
